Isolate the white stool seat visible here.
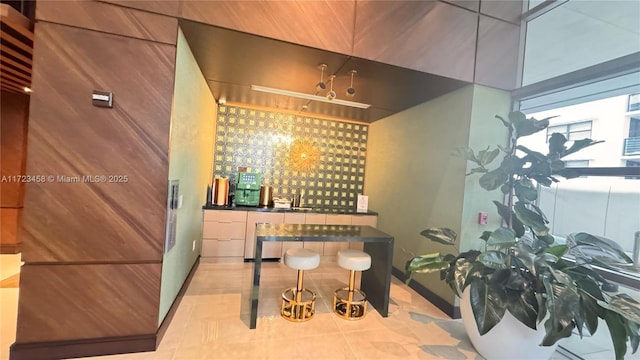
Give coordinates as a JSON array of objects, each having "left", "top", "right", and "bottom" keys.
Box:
[
  {"left": 284, "top": 248, "right": 320, "bottom": 270},
  {"left": 337, "top": 249, "right": 371, "bottom": 271}
]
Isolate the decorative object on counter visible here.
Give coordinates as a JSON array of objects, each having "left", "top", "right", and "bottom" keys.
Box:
[
  {"left": 273, "top": 198, "right": 291, "bottom": 209},
  {"left": 281, "top": 248, "right": 321, "bottom": 322},
  {"left": 356, "top": 194, "right": 368, "bottom": 213},
  {"left": 405, "top": 111, "right": 640, "bottom": 360},
  {"left": 213, "top": 177, "right": 229, "bottom": 206},
  {"left": 259, "top": 185, "right": 273, "bottom": 207},
  {"left": 288, "top": 139, "right": 321, "bottom": 174},
  {"left": 333, "top": 249, "right": 371, "bottom": 320},
  {"left": 235, "top": 172, "right": 262, "bottom": 206}
]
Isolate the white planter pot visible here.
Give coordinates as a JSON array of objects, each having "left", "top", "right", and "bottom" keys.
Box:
[{"left": 460, "top": 288, "right": 558, "bottom": 360}]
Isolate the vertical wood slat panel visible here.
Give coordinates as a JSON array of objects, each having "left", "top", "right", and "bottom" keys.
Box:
[
  {"left": 180, "top": 0, "right": 355, "bottom": 55},
  {"left": 353, "top": 0, "right": 477, "bottom": 82},
  {"left": 15, "top": 263, "right": 161, "bottom": 342},
  {"left": 22, "top": 22, "right": 175, "bottom": 262},
  {"left": 36, "top": 0, "right": 178, "bottom": 45}
]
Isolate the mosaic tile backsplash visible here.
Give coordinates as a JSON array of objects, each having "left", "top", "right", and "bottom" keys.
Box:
[{"left": 213, "top": 105, "right": 368, "bottom": 209}]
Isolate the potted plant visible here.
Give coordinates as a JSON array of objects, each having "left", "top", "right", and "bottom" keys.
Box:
[{"left": 405, "top": 111, "right": 640, "bottom": 360}]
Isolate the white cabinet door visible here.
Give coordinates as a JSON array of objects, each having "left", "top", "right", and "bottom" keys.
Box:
[
  {"left": 245, "top": 212, "right": 285, "bottom": 259},
  {"left": 323, "top": 214, "right": 352, "bottom": 255}
]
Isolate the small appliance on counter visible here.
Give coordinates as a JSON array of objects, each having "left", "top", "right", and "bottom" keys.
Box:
[
  {"left": 273, "top": 198, "right": 292, "bottom": 209},
  {"left": 213, "top": 177, "right": 229, "bottom": 206},
  {"left": 235, "top": 172, "right": 262, "bottom": 206},
  {"left": 259, "top": 185, "right": 273, "bottom": 207}
]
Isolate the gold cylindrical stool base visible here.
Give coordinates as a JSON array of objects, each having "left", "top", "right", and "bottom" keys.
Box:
[
  {"left": 333, "top": 287, "right": 367, "bottom": 320},
  {"left": 281, "top": 288, "right": 316, "bottom": 322}
]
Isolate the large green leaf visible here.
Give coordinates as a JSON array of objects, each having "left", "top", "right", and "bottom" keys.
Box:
[
  {"left": 478, "top": 250, "right": 508, "bottom": 269},
  {"left": 604, "top": 310, "right": 628, "bottom": 360},
  {"left": 479, "top": 168, "right": 508, "bottom": 191},
  {"left": 469, "top": 279, "right": 507, "bottom": 335},
  {"left": 514, "top": 178, "right": 538, "bottom": 202},
  {"left": 420, "top": 227, "right": 457, "bottom": 245},
  {"left": 600, "top": 294, "right": 640, "bottom": 325},
  {"left": 544, "top": 245, "right": 568, "bottom": 258},
  {"left": 509, "top": 111, "right": 551, "bottom": 138},
  {"left": 579, "top": 291, "right": 600, "bottom": 335},
  {"left": 562, "top": 138, "right": 605, "bottom": 158},
  {"left": 548, "top": 133, "right": 567, "bottom": 156},
  {"left": 492, "top": 200, "right": 525, "bottom": 237},
  {"left": 541, "top": 277, "right": 580, "bottom": 346},
  {"left": 487, "top": 227, "right": 516, "bottom": 247},
  {"left": 405, "top": 253, "right": 449, "bottom": 283},
  {"left": 477, "top": 147, "right": 501, "bottom": 167},
  {"left": 514, "top": 202, "right": 550, "bottom": 236},
  {"left": 571, "top": 232, "right": 633, "bottom": 264},
  {"left": 452, "top": 147, "right": 479, "bottom": 163},
  {"left": 507, "top": 287, "right": 539, "bottom": 330}
]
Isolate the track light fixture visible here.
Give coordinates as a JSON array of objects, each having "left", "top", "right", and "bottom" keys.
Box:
[
  {"left": 346, "top": 70, "right": 356, "bottom": 97},
  {"left": 326, "top": 74, "right": 336, "bottom": 100},
  {"left": 316, "top": 64, "right": 327, "bottom": 91}
]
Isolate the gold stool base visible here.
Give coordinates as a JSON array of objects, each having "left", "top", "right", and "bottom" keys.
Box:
[
  {"left": 281, "top": 288, "right": 316, "bottom": 322},
  {"left": 333, "top": 287, "right": 367, "bottom": 320}
]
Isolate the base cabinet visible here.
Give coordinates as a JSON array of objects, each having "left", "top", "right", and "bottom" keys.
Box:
[
  {"left": 245, "top": 212, "right": 285, "bottom": 259},
  {"left": 202, "top": 209, "right": 377, "bottom": 259},
  {"left": 202, "top": 210, "right": 247, "bottom": 257}
]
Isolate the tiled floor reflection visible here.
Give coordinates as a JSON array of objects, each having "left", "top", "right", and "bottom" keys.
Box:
[{"left": 1, "top": 255, "right": 577, "bottom": 360}]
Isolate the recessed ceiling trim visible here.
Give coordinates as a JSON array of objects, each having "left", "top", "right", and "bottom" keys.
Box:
[{"left": 250, "top": 84, "right": 372, "bottom": 109}]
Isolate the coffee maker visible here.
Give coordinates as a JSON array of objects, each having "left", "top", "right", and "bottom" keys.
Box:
[{"left": 235, "top": 172, "right": 262, "bottom": 206}]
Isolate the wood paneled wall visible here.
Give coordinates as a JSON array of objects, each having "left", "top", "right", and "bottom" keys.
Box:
[
  {"left": 12, "top": 1, "right": 177, "bottom": 358},
  {"left": 176, "top": 0, "right": 521, "bottom": 90},
  {"left": 0, "top": 90, "right": 29, "bottom": 253},
  {"left": 180, "top": 0, "right": 355, "bottom": 55}
]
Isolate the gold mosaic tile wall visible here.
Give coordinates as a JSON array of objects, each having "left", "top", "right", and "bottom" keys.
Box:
[{"left": 213, "top": 105, "right": 368, "bottom": 209}]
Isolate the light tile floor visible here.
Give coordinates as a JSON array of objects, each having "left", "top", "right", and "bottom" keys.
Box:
[{"left": 0, "top": 255, "right": 579, "bottom": 360}]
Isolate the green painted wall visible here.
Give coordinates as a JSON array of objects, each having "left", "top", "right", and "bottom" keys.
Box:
[
  {"left": 365, "top": 84, "right": 509, "bottom": 310},
  {"left": 158, "top": 28, "right": 216, "bottom": 324}
]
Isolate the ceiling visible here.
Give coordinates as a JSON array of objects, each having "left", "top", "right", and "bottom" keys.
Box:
[{"left": 179, "top": 19, "right": 469, "bottom": 123}]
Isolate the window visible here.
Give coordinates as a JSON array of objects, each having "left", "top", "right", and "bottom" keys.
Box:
[
  {"left": 546, "top": 121, "right": 592, "bottom": 142},
  {"left": 564, "top": 160, "right": 589, "bottom": 168},
  {"left": 629, "top": 93, "right": 640, "bottom": 112}
]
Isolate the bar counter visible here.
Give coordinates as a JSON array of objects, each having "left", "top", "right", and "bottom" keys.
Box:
[{"left": 242, "top": 223, "right": 394, "bottom": 329}]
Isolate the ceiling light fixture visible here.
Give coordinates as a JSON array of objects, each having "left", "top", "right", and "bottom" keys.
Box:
[
  {"left": 346, "top": 70, "right": 356, "bottom": 97},
  {"left": 250, "top": 85, "right": 371, "bottom": 109},
  {"left": 326, "top": 74, "right": 336, "bottom": 100},
  {"left": 316, "top": 64, "right": 327, "bottom": 91}
]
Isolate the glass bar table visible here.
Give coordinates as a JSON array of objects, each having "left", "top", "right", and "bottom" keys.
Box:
[{"left": 242, "top": 223, "right": 394, "bottom": 329}]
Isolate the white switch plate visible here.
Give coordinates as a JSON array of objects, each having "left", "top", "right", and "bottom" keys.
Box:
[{"left": 177, "top": 195, "right": 183, "bottom": 209}]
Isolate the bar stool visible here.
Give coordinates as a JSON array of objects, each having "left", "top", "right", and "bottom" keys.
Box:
[
  {"left": 333, "top": 249, "right": 371, "bottom": 320},
  {"left": 281, "top": 248, "right": 321, "bottom": 322}
]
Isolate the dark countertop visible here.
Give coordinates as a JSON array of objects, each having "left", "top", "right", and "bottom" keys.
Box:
[
  {"left": 202, "top": 204, "right": 378, "bottom": 215},
  {"left": 255, "top": 223, "right": 391, "bottom": 241}
]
